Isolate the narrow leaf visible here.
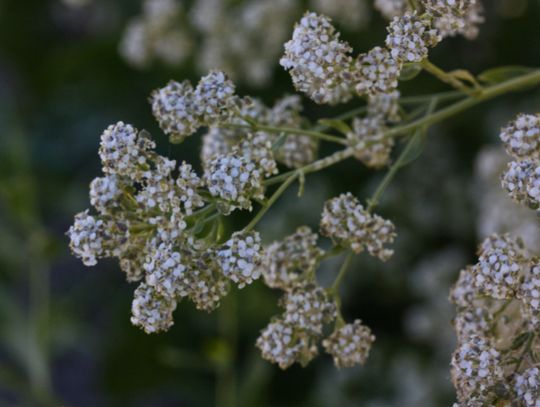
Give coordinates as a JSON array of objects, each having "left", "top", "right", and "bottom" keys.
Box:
[
  {"left": 478, "top": 66, "right": 533, "bottom": 85},
  {"left": 400, "top": 63, "right": 423, "bottom": 81},
  {"left": 317, "top": 119, "right": 352, "bottom": 135}
]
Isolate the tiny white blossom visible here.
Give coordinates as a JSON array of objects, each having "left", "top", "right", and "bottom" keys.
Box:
[
  {"left": 98, "top": 122, "right": 155, "bottom": 179},
  {"left": 347, "top": 116, "right": 393, "bottom": 169},
  {"left": 150, "top": 80, "right": 200, "bottom": 143},
  {"left": 354, "top": 47, "right": 402, "bottom": 96},
  {"left": 131, "top": 282, "right": 177, "bottom": 333},
  {"left": 322, "top": 319, "right": 375, "bottom": 368},
  {"left": 451, "top": 336, "right": 504, "bottom": 404},
  {"left": 501, "top": 159, "right": 540, "bottom": 210},
  {"left": 216, "top": 231, "right": 264, "bottom": 288},
  {"left": 515, "top": 367, "right": 540, "bottom": 407},
  {"left": 500, "top": 113, "right": 540, "bottom": 160},
  {"left": 262, "top": 226, "right": 323, "bottom": 290},
  {"left": 280, "top": 12, "right": 354, "bottom": 105},
  {"left": 256, "top": 318, "right": 319, "bottom": 369},
  {"left": 385, "top": 12, "right": 441, "bottom": 63},
  {"left": 204, "top": 153, "right": 265, "bottom": 214},
  {"left": 320, "top": 193, "right": 396, "bottom": 260}
]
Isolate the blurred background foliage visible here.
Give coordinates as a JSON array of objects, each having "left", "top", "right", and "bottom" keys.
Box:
[{"left": 1, "top": 0, "right": 540, "bottom": 406}]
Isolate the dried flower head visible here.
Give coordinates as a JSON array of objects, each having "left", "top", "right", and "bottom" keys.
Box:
[
  {"left": 501, "top": 159, "right": 540, "bottom": 210},
  {"left": 150, "top": 80, "right": 200, "bottom": 143},
  {"left": 500, "top": 114, "right": 540, "bottom": 160},
  {"left": 280, "top": 12, "right": 354, "bottom": 105},
  {"left": 354, "top": 47, "right": 402, "bottom": 96},
  {"left": 89, "top": 175, "right": 124, "bottom": 214},
  {"left": 451, "top": 335, "right": 504, "bottom": 404},
  {"left": 422, "top": 0, "right": 476, "bottom": 16},
  {"left": 216, "top": 231, "right": 264, "bottom": 288},
  {"left": 193, "top": 70, "right": 238, "bottom": 124},
  {"left": 515, "top": 367, "right": 540, "bottom": 407},
  {"left": 471, "top": 234, "right": 527, "bottom": 299},
  {"left": 131, "top": 282, "right": 177, "bottom": 334},
  {"left": 320, "top": 193, "right": 396, "bottom": 260},
  {"left": 433, "top": 1, "right": 484, "bottom": 40},
  {"left": 67, "top": 211, "right": 123, "bottom": 266},
  {"left": 262, "top": 226, "right": 323, "bottom": 290},
  {"left": 367, "top": 91, "right": 402, "bottom": 123},
  {"left": 280, "top": 283, "right": 337, "bottom": 335},
  {"left": 450, "top": 266, "right": 478, "bottom": 309},
  {"left": 518, "top": 263, "right": 540, "bottom": 328},
  {"left": 204, "top": 153, "right": 265, "bottom": 214},
  {"left": 322, "top": 319, "right": 375, "bottom": 368},
  {"left": 256, "top": 318, "right": 319, "bottom": 369},
  {"left": 98, "top": 122, "right": 155, "bottom": 179},
  {"left": 385, "top": 12, "right": 441, "bottom": 63},
  {"left": 347, "top": 116, "right": 393, "bottom": 168}
]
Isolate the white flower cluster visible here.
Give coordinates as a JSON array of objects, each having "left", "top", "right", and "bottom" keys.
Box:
[
  {"left": 368, "top": 91, "right": 402, "bottom": 124},
  {"left": 99, "top": 122, "right": 155, "bottom": 180},
  {"left": 515, "top": 367, "right": 540, "bottom": 407},
  {"left": 347, "top": 116, "right": 393, "bottom": 168},
  {"left": 281, "top": 284, "right": 337, "bottom": 335},
  {"left": 68, "top": 104, "right": 275, "bottom": 333},
  {"left": 256, "top": 282, "right": 337, "bottom": 369},
  {"left": 385, "top": 12, "right": 441, "bottom": 64},
  {"left": 518, "top": 265, "right": 540, "bottom": 329},
  {"left": 450, "top": 234, "right": 540, "bottom": 404},
  {"left": 119, "top": 0, "right": 191, "bottom": 69},
  {"left": 322, "top": 320, "right": 375, "bottom": 368},
  {"left": 320, "top": 193, "right": 396, "bottom": 260},
  {"left": 432, "top": 1, "right": 484, "bottom": 39},
  {"left": 500, "top": 113, "right": 540, "bottom": 211},
  {"left": 355, "top": 47, "right": 401, "bottom": 96},
  {"left": 451, "top": 336, "right": 504, "bottom": 405},
  {"left": 500, "top": 114, "right": 540, "bottom": 160},
  {"left": 281, "top": 2, "right": 481, "bottom": 107},
  {"left": 280, "top": 12, "right": 355, "bottom": 105},
  {"left": 131, "top": 282, "right": 177, "bottom": 333},
  {"left": 471, "top": 234, "right": 527, "bottom": 299},
  {"left": 422, "top": 0, "right": 475, "bottom": 16},
  {"left": 201, "top": 95, "right": 317, "bottom": 170},
  {"left": 204, "top": 153, "right": 265, "bottom": 214},
  {"left": 151, "top": 71, "right": 240, "bottom": 143},
  {"left": 216, "top": 231, "right": 263, "bottom": 288},
  {"left": 374, "top": 0, "right": 484, "bottom": 40},
  {"left": 261, "top": 226, "right": 323, "bottom": 290},
  {"left": 68, "top": 210, "right": 119, "bottom": 266},
  {"left": 120, "top": 0, "right": 374, "bottom": 87},
  {"left": 256, "top": 319, "right": 319, "bottom": 369},
  {"left": 257, "top": 221, "right": 376, "bottom": 370}
]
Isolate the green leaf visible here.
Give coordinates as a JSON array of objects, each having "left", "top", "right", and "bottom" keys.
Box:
[
  {"left": 399, "top": 63, "right": 423, "bottom": 81},
  {"left": 271, "top": 133, "right": 287, "bottom": 150},
  {"left": 396, "top": 130, "right": 427, "bottom": 169},
  {"left": 478, "top": 66, "right": 533, "bottom": 85},
  {"left": 317, "top": 119, "right": 352, "bottom": 135}
]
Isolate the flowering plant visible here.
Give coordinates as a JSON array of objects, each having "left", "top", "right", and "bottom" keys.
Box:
[{"left": 68, "top": 1, "right": 540, "bottom": 405}]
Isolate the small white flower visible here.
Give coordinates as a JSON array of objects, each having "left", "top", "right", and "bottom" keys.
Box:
[{"left": 322, "top": 319, "right": 375, "bottom": 368}]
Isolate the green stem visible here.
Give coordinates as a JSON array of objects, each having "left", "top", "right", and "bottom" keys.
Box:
[
  {"left": 265, "top": 69, "right": 540, "bottom": 186},
  {"left": 331, "top": 252, "right": 353, "bottom": 293},
  {"left": 514, "top": 333, "right": 535, "bottom": 373},
  {"left": 421, "top": 59, "right": 475, "bottom": 95},
  {"left": 216, "top": 294, "right": 238, "bottom": 407},
  {"left": 367, "top": 97, "right": 439, "bottom": 211},
  {"left": 223, "top": 123, "right": 347, "bottom": 145},
  {"left": 244, "top": 172, "right": 299, "bottom": 232}
]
